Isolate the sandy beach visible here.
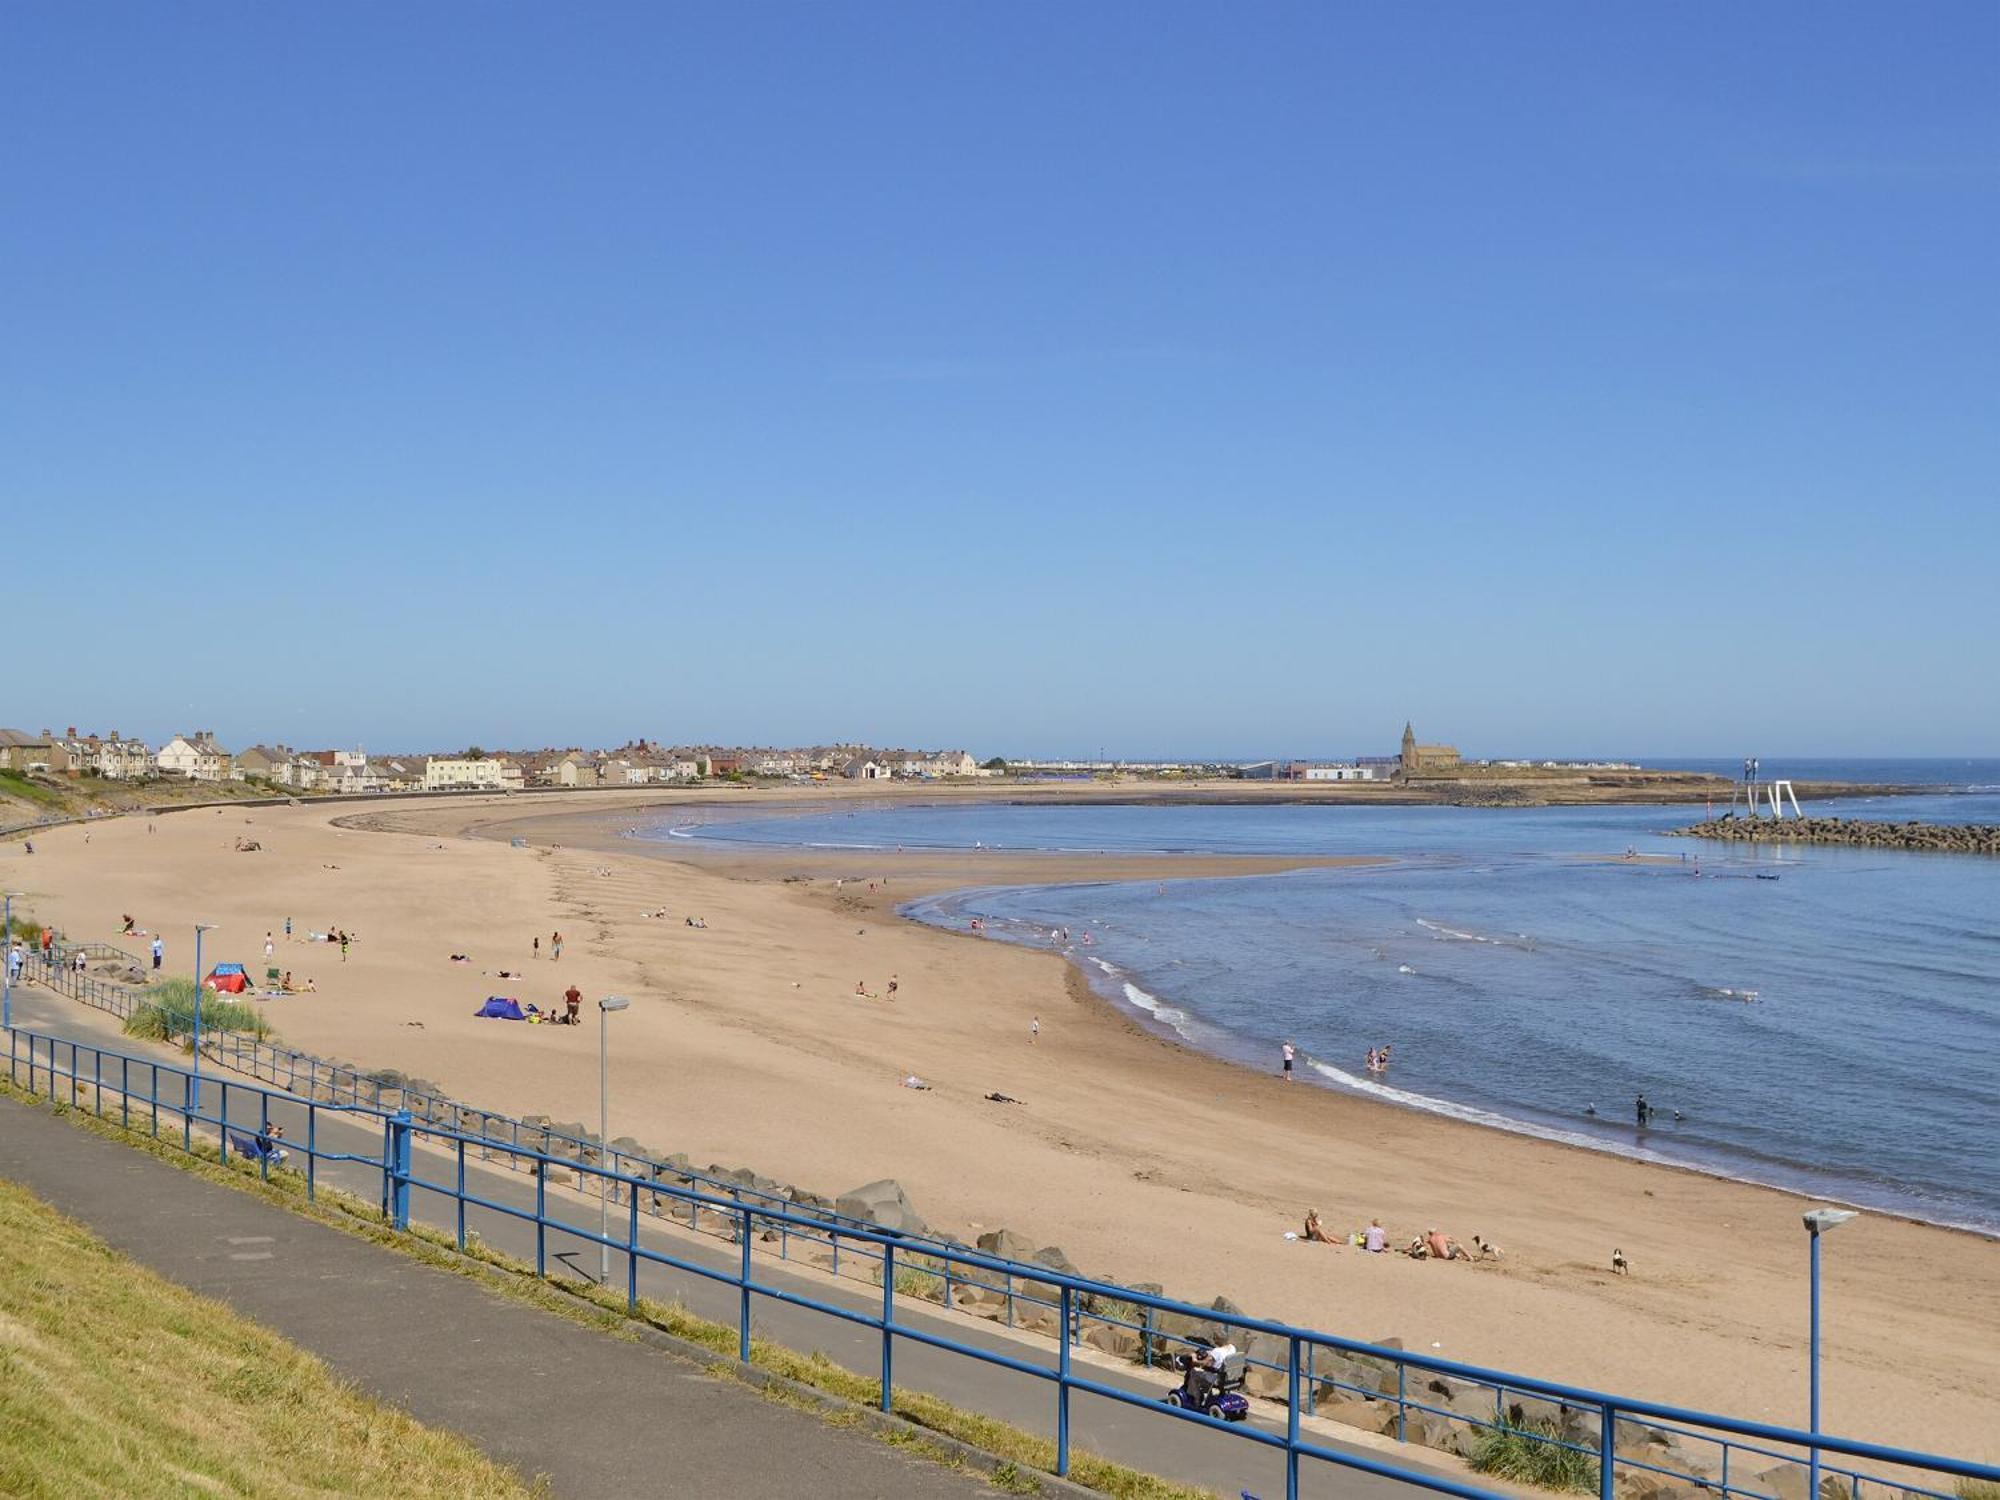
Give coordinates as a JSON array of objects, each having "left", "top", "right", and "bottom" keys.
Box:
[{"left": 8, "top": 787, "right": 1995, "bottom": 1461}]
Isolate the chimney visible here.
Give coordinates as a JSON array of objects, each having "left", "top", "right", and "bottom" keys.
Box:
[{"left": 67, "top": 727, "right": 77, "bottom": 739}]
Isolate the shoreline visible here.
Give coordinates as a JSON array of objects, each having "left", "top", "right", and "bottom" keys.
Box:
[
  {"left": 12, "top": 789, "right": 1997, "bottom": 1457},
  {"left": 464, "top": 795, "right": 1996, "bottom": 1239}
]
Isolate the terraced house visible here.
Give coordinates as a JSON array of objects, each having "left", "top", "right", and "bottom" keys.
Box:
[{"left": 155, "top": 732, "right": 232, "bottom": 782}]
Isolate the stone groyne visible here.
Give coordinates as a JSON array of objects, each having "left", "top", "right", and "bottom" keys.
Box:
[{"left": 1669, "top": 815, "right": 2000, "bottom": 854}]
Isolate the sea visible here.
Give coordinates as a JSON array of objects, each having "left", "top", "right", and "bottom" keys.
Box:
[{"left": 635, "top": 759, "right": 2000, "bottom": 1235}]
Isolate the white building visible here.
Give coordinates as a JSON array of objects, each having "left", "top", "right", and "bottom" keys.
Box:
[
  {"left": 841, "top": 758, "right": 888, "bottom": 781},
  {"left": 1300, "top": 763, "right": 1376, "bottom": 782},
  {"left": 156, "top": 733, "right": 231, "bottom": 782},
  {"left": 425, "top": 757, "right": 507, "bottom": 791}
]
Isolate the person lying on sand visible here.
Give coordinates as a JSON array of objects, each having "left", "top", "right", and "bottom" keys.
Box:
[
  {"left": 1410, "top": 1228, "right": 1471, "bottom": 1262},
  {"left": 1304, "top": 1209, "right": 1338, "bottom": 1245}
]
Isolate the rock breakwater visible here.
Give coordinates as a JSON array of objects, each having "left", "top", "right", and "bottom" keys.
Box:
[{"left": 1670, "top": 815, "right": 2000, "bottom": 854}]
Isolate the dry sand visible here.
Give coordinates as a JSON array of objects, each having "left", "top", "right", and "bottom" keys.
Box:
[{"left": 8, "top": 787, "right": 1995, "bottom": 1461}]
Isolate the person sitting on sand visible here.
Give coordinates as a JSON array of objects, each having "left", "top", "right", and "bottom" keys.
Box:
[
  {"left": 301, "top": 977, "right": 317, "bottom": 993},
  {"left": 1363, "top": 1219, "right": 1387, "bottom": 1253},
  {"left": 1304, "top": 1209, "right": 1337, "bottom": 1245},
  {"left": 280, "top": 971, "right": 294, "bottom": 993}
]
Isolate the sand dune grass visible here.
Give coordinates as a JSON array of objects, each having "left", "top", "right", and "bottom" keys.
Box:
[{"left": 0, "top": 1176, "right": 540, "bottom": 1499}]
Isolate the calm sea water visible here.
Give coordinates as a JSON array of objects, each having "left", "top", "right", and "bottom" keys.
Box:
[{"left": 640, "top": 761, "right": 2000, "bottom": 1233}]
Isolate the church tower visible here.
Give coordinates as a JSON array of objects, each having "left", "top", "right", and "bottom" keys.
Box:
[{"left": 1401, "top": 721, "right": 1417, "bottom": 774}]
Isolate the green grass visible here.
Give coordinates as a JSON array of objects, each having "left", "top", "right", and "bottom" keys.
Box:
[
  {"left": 1955, "top": 1481, "right": 2000, "bottom": 1500},
  {"left": 3, "top": 1077, "right": 1214, "bottom": 1500},
  {"left": 0, "top": 1175, "right": 543, "bottom": 1500},
  {"left": 0, "top": 771, "right": 65, "bottom": 809},
  {"left": 122, "top": 978, "right": 273, "bottom": 1044},
  {"left": 1469, "top": 1420, "right": 1600, "bottom": 1494},
  {"left": 2, "top": 908, "right": 44, "bottom": 949}
]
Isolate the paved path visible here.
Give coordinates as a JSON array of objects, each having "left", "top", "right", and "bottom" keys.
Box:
[
  {"left": 3, "top": 984, "right": 1478, "bottom": 1500},
  {"left": 0, "top": 1092, "right": 1006, "bottom": 1500}
]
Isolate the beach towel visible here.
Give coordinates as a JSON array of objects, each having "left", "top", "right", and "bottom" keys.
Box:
[{"left": 475, "top": 996, "right": 527, "bottom": 1020}]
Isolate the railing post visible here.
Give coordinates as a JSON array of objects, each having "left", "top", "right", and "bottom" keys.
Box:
[
  {"left": 880, "top": 1241, "right": 895, "bottom": 1412},
  {"left": 1058, "top": 1284, "right": 1073, "bottom": 1479},
  {"left": 535, "top": 1169, "right": 547, "bottom": 1277},
  {"left": 388, "top": 1110, "right": 412, "bottom": 1231},
  {"left": 1287, "top": 1335, "right": 1302, "bottom": 1500},
  {"left": 307, "top": 1106, "right": 317, "bottom": 1201},
  {"left": 456, "top": 1138, "right": 467, "bottom": 1250},
  {"left": 739, "top": 1206, "right": 753, "bottom": 1361},
  {"left": 121, "top": 1056, "right": 130, "bottom": 1128},
  {"left": 1143, "top": 1302, "right": 1155, "bottom": 1367},
  {"left": 1598, "top": 1402, "right": 1616, "bottom": 1500},
  {"left": 93, "top": 1049, "right": 102, "bottom": 1117},
  {"left": 628, "top": 1193, "right": 640, "bottom": 1312},
  {"left": 1397, "top": 1362, "right": 1408, "bottom": 1443},
  {"left": 219, "top": 1085, "right": 230, "bottom": 1162}
]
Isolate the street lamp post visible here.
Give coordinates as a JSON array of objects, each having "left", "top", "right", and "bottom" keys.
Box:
[
  {"left": 192, "top": 923, "right": 216, "bottom": 1081},
  {"left": 1803, "top": 1207, "right": 1857, "bottom": 1500},
  {"left": 598, "top": 995, "right": 631, "bottom": 1283}
]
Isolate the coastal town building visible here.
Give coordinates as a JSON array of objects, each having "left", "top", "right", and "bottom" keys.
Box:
[
  {"left": 233, "top": 744, "right": 295, "bottom": 783},
  {"left": 0, "top": 730, "right": 73, "bottom": 775},
  {"left": 842, "top": 758, "right": 888, "bottom": 780},
  {"left": 424, "top": 756, "right": 508, "bottom": 791},
  {"left": 44, "top": 729, "right": 156, "bottom": 779},
  {"left": 156, "top": 732, "right": 232, "bottom": 782},
  {"left": 1399, "top": 723, "right": 1462, "bottom": 776},
  {"left": 1237, "top": 760, "right": 1379, "bottom": 781}
]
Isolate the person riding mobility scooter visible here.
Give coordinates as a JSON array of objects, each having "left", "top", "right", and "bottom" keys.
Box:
[{"left": 1165, "top": 1336, "right": 1251, "bottom": 1421}]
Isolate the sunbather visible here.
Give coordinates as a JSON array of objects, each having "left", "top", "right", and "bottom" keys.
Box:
[{"left": 1304, "top": 1209, "right": 1337, "bottom": 1244}]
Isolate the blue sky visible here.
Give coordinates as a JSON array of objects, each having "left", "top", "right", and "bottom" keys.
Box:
[{"left": 3, "top": 5, "right": 1994, "bottom": 758}]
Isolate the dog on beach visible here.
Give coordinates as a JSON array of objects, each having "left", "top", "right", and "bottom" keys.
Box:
[{"left": 1611, "top": 1247, "right": 1630, "bottom": 1275}]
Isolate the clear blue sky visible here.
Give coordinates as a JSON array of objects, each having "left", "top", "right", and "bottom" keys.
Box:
[{"left": 3, "top": 5, "right": 1994, "bottom": 758}]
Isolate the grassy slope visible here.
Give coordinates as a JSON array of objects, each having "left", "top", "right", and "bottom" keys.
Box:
[{"left": 0, "top": 1176, "right": 541, "bottom": 1500}]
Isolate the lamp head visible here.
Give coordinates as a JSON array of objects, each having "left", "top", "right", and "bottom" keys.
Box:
[
  {"left": 1803, "top": 1208, "right": 1858, "bottom": 1236},
  {"left": 598, "top": 996, "right": 631, "bottom": 1013}
]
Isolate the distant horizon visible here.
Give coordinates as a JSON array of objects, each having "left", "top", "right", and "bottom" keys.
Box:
[{"left": 6, "top": 717, "right": 1995, "bottom": 768}]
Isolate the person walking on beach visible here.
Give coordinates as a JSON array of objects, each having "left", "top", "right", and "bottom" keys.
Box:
[
  {"left": 533, "top": 935, "right": 540, "bottom": 960},
  {"left": 338, "top": 931, "right": 350, "bottom": 963},
  {"left": 1281, "top": 1040, "right": 1296, "bottom": 1082},
  {"left": 564, "top": 983, "right": 581, "bottom": 1025},
  {"left": 1030, "top": 1016, "right": 1040, "bottom": 1044},
  {"left": 264, "top": 931, "right": 275, "bottom": 961},
  {"left": 551, "top": 930, "right": 563, "bottom": 962},
  {"left": 284, "top": 916, "right": 292, "bottom": 941},
  {"left": 151, "top": 935, "right": 164, "bottom": 971}
]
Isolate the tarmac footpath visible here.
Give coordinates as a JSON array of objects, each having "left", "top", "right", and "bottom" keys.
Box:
[{"left": 0, "top": 1092, "right": 1014, "bottom": 1500}]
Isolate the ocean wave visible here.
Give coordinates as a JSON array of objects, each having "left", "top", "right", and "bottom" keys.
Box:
[
  {"left": 1696, "top": 984, "right": 1760, "bottom": 1003},
  {"left": 1307, "top": 1059, "right": 1617, "bottom": 1153},
  {"left": 1416, "top": 918, "right": 1538, "bottom": 951}
]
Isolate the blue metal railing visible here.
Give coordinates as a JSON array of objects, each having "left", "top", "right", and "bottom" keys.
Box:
[{"left": 5, "top": 1024, "right": 1995, "bottom": 1500}]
